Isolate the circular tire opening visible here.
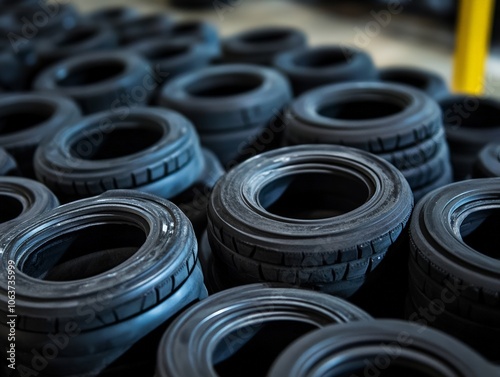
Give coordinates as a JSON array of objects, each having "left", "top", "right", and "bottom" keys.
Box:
[
  {"left": 186, "top": 73, "right": 262, "bottom": 97},
  {"left": 241, "top": 30, "right": 292, "bottom": 44},
  {"left": 440, "top": 99, "right": 500, "bottom": 129},
  {"left": 318, "top": 99, "right": 404, "bottom": 120},
  {"left": 171, "top": 22, "right": 200, "bottom": 35},
  {"left": 57, "top": 28, "right": 97, "bottom": 47},
  {"left": 0, "top": 106, "right": 54, "bottom": 136},
  {"left": 383, "top": 73, "right": 428, "bottom": 90},
  {"left": 294, "top": 49, "right": 348, "bottom": 68},
  {"left": 20, "top": 223, "right": 146, "bottom": 281},
  {"left": 460, "top": 208, "right": 500, "bottom": 260},
  {"left": 145, "top": 45, "right": 190, "bottom": 60},
  {"left": 213, "top": 320, "right": 318, "bottom": 377},
  {"left": 56, "top": 61, "right": 126, "bottom": 87},
  {"left": 258, "top": 172, "right": 370, "bottom": 220},
  {"left": 0, "top": 195, "right": 23, "bottom": 223},
  {"left": 70, "top": 121, "right": 163, "bottom": 160}
]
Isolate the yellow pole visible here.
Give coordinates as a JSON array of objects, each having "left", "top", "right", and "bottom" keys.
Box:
[{"left": 453, "top": 0, "right": 496, "bottom": 95}]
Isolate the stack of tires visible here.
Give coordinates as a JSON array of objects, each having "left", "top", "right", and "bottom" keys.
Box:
[
  {"left": 284, "top": 82, "right": 453, "bottom": 201},
  {"left": 407, "top": 178, "right": 500, "bottom": 362}
]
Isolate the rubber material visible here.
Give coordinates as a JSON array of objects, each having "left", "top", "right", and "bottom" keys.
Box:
[
  {"left": 207, "top": 145, "right": 413, "bottom": 295},
  {"left": 0, "top": 190, "right": 206, "bottom": 376},
  {"left": 33, "top": 51, "right": 152, "bottom": 114},
  {"left": 0, "top": 40, "right": 35, "bottom": 91},
  {"left": 87, "top": 6, "right": 140, "bottom": 27},
  {"left": 35, "top": 107, "right": 204, "bottom": 202},
  {"left": 379, "top": 66, "right": 449, "bottom": 100},
  {"left": 0, "top": 147, "right": 17, "bottom": 176},
  {"left": 473, "top": 143, "right": 500, "bottom": 178},
  {"left": 273, "top": 45, "right": 378, "bottom": 95},
  {"left": 116, "top": 14, "right": 173, "bottom": 45},
  {"left": 412, "top": 159, "right": 453, "bottom": 203},
  {"left": 0, "top": 176, "right": 58, "bottom": 235},
  {"left": 0, "top": 93, "right": 81, "bottom": 177},
  {"left": 222, "top": 26, "right": 307, "bottom": 66},
  {"left": 156, "top": 284, "right": 371, "bottom": 377},
  {"left": 269, "top": 320, "right": 496, "bottom": 377},
  {"left": 166, "top": 20, "right": 220, "bottom": 54}
]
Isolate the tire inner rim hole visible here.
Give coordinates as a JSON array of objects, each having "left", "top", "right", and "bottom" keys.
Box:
[
  {"left": 57, "top": 28, "right": 97, "bottom": 47},
  {"left": 145, "top": 45, "right": 190, "bottom": 60},
  {"left": 460, "top": 208, "right": 500, "bottom": 260},
  {"left": 259, "top": 171, "right": 370, "bottom": 220},
  {"left": 21, "top": 223, "right": 146, "bottom": 281},
  {"left": 70, "top": 121, "right": 163, "bottom": 160},
  {"left": 213, "top": 320, "right": 318, "bottom": 377},
  {"left": 57, "top": 60, "right": 126, "bottom": 87},
  {"left": 0, "top": 195, "right": 23, "bottom": 223},
  {"left": 294, "top": 49, "right": 348, "bottom": 68},
  {"left": 383, "top": 73, "right": 428, "bottom": 90},
  {"left": 318, "top": 99, "right": 404, "bottom": 120},
  {"left": 332, "top": 357, "right": 449, "bottom": 377},
  {"left": 241, "top": 30, "right": 291, "bottom": 44},
  {"left": 171, "top": 22, "right": 200, "bottom": 35},
  {"left": 186, "top": 73, "right": 262, "bottom": 97},
  {"left": 440, "top": 99, "right": 500, "bottom": 129},
  {"left": 0, "top": 106, "right": 54, "bottom": 135}
]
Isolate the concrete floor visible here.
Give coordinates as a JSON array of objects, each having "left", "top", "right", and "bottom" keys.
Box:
[{"left": 72, "top": 0, "right": 500, "bottom": 97}]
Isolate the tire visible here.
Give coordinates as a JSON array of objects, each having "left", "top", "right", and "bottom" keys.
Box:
[
  {"left": 0, "top": 148, "right": 17, "bottom": 176},
  {"left": 473, "top": 143, "right": 500, "bottom": 178},
  {"left": 273, "top": 45, "right": 378, "bottom": 95},
  {"left": 207, "top": 145, "right": 413, "bottom": 295},
  {"left": 412, "top": 160, "right": 453, "bottom": 203},
  {"left": 0, "top": 176, "right": 58, "bottom": 235},
  {"left": 156, "top": 284, "right": 371, "bottom": 377},
  {"left": 165, "top": 20, "right": 220, "bottom": 55},
  {"left": 34, "top": 107, "right": 205, "bottom": 203},
  {"left": 0, "top": 93, "right": 81, "bottom": 177},
  {"left": 222, "top": 26, "right": 307, "bottom": 66},
  {"left": 268, "top": 320, "right": 495, "bottom": 377},
  {"left": 87, "top": 6, "right": 140, "bottom": 27},
  {"left": 379, "top": 66, "right": 449, "bottom": 100},
  {"left": 408, "top": 178, "right": 500, "bottom": 361},
  {"left": 0, "top": 190, "right": 206, "bottom": 377},
  {"left": 0, "top": 41, "right": 34, "bottom": 91},
  {"left": 35, "top": 22, "right": 119, "bottom": 70},
  {"left": 115, "top": 14, "right": 173, "bottom": 45},
  {"left": 33, "top": 51, "right": 152, "bottom": 114}
]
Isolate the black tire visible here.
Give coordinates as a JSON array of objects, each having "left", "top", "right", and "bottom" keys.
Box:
[
  {"left": 0, "top": 148, "right": 17, "bottom": 176},
  {"left": 412, "top": 160, "right": 453, "bottom": 203},
  {"left": 408, "top": 178, "right": 500, "bottom": 361},
  {"left": 268, "top": 320, "right": 495, "bottom": 377},
  {"left": 0, "top": 190, "right": 206, "bottom": 377},
  {"left": 156, "top": 284, "right": 371, "bottom": 377},
  {"left": 273, "top": 45, "right": 378, "bottom": 95},
  {"left": 33, "top": 51, "right": 152, "bottom": 114},
  {"left": 0, "top": 93, "right": 81, "bottom": 177},
  {"left": 379, "top": 66, "right": 449, "bottom": 100},
  {"left": 115, "top": 14, "right": 173, "bottom": 45},
  {"left": 35, "top": 22, "right": 119, "bottom": 70},
  {"left": 165, "top": 20, "right": 220, "bottom": 54},
  {"left": 207, "top": 145, "right": 413, "bottom": 295},
  {"left": 34, "top": 107, "right": 205, "bottom": 202},
  {"left": 473, "top": 143, "right": 500, "bottom": 178},
  {"left": 0, "top": 176, "right": 58, "bottom": 235},
  {"left": 87, "top": 6, "right": 140, "bottom": 27},
  {"left": 222, "top": 26, "right": 307, "bottom": 66}
]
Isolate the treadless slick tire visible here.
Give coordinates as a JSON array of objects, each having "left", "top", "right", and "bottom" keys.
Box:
[
  {"left": 408, "top": 178, "right": 500, "bottom": 362},
  {"left": 0, "top": 176, "right": 58, "bottom": 235},
  {"left": 207, "top": 145, "right": 413, "bottom": 296},
  {"left": 473, "top": 143, "right": 500, "bottom": 178},
  {"left": 33, "top": 51, "right": 151, "bottom": 114},
  {"left": 0, "top": 93, "right": 81, "bottom": 177},
  {"left": 268, "top": 320, "right": 496, "bottom": 377},
  {"left": 156, "top": 284, "right": 371, "bottom": 377},
  {"left": 0, "top": 190, "right": 206, "bottom": 377},
  {"left": 379, "top": 66, "right": 449, "bottom": 100},
  {"left": 273, "top": 45, "right": 378, "bottom": 95}
]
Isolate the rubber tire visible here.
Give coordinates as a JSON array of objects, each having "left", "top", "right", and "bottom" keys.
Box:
[
  {"left": 273, "top": 45, "right": 378, "bottom": 95},
  {"left": 412, "top": 159, "right": 453, "bottom": 203},
  {"left": 35, "top": 107, "right": 204, "bottom": 202},
  {"left": 33, "top": 51, "right": 152, "bottom": 114},
  {"left": 268, "top": 320, "right": 495, "bottom": 377},
  {"left": 165, "top": 20, "right": 220, "bottom": 55},
  {"left": 0, "top": 176, "right": 58, "bottom": 235},
  {"left": 0, "top": 147, "right": 17, "bottom": 176},
  {"left": 473, "top": 143, "right": 500, "bottom": 178},
  {"left": 222, "top": 26, "right": 307, "bottom": 66},
  {"left": 0, "top": 93, "right": 81, "bottom": 177},
  {"left": 156, "top": 284, "right": 371, "bottom": 377},
  {"left": 160, "top": 64, "right": 292, "bottom": 133},
  {"left": 87, "top": 6, "right": 140, "bottom": 27},
  {"left": 379, "top": 66, "right": 449, "bottom": 100},
  {"left": 0, "top": 190, "right": 206, "bottom": 377},
  {"left": 207, "top": 145, "right": 413, "bottom": 294},
  {"left": 116, "top": 14, "right": 173, "bottom": 45}
]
